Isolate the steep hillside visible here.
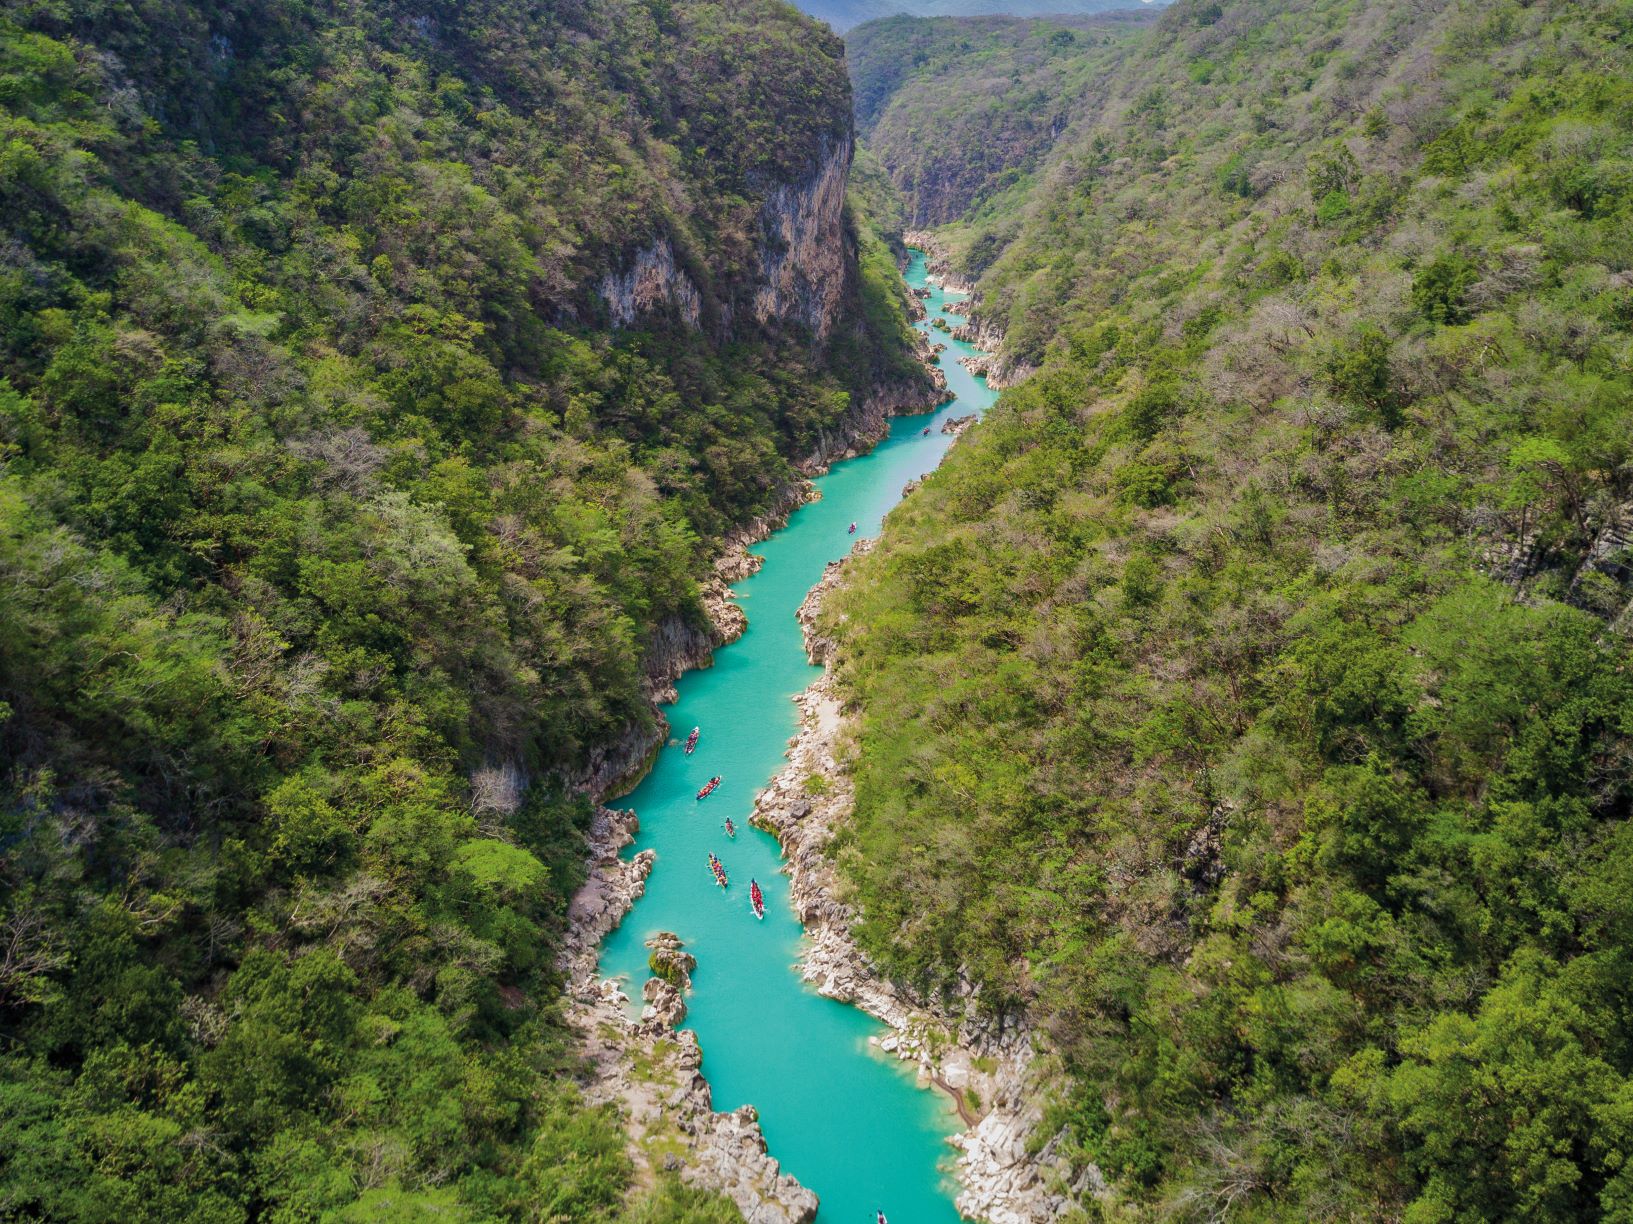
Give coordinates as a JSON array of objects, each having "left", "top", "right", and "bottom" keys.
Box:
[
  {"left": 848, "top": 12, "right": 1157, "bottom": 225},
  {"left": 825, "top": 0, "right": 1633, "bottom": 1218},
  {"left": 0, "top": 1, "right": 922, "bottom": 1218},
  {"left": 800, "top": 0, "right": 1165, "bottom": 36}
]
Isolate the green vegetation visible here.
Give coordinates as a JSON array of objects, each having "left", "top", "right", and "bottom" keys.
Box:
[
  {"left": 830, "top": 0, "right": 1633, "bottom": 1217},
  {"left": 798, "top": 0, "right": 1168, "bottom": 37},
  {"left": 0, "top": 0, "right": 909, "bottom": 1217},
  {"left": 848, "top": 148, "right": 929, "bottom": 386},
  {"left": 847, "top": 13, "right": 1156, "bottom": 225}
]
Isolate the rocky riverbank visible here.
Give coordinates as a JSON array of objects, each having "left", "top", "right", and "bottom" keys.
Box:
[
  {"left": 901, "top": 232, "right": 1038, "bottom": 391},
  {"left": 749, "top": 545, "right": 1104, "bottom": 1224},
  {"left": 797, "top": 366, "right": 950, "bottom": 477},
  {"left": 558, "top": 806, "right": 820, "bottom": 1222},
  {"left": 568, "top": 312, "right": 950, "bottom": 798},
  {"left": 565, "top": 477, "right": 811, "bottom": 802},
  {"left": 948, "top": 318, "right": 1032, "bottom": 390},
  {"left": 553, "top": 344, "right": 957, "bottom": 1217},
  {"left": 903, "top": 230, "right": 976, "bottom": 293}
]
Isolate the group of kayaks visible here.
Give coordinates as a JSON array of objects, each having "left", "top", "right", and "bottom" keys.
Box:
[
  {"left": 702, "top": 846, "right": 764, "bottom": 919},
  {"left": 686, "top": 726, "right": 765, "bottom": 920}
]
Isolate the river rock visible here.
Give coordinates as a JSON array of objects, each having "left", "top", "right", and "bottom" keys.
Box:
[
  {"left": 941, "top": 413, "right": 977, "bottom": 437},
  {"left": 642, "top": 977, "right": 687, "bottom": 1026},
  {"left": 646, "top": 931, "right": 697, "bottom": 990},
  {"left": 559, "top": 809, "right": 820, "bottom": 1224}
]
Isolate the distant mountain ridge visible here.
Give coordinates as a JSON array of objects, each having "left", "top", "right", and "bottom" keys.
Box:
[{"left": 797, "top": 0, "right": 1165, "bottom": 34}]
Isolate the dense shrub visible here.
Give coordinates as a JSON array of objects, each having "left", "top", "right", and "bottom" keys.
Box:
[{"left": 834, "top": 0, "right": 1633, "bottom": 1217}]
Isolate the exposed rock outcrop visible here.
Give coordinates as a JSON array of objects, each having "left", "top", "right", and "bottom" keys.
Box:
[
  {"left": 750, "top": 541, "right": 1102, "bottom": 1223},
  {"left": 560, "top": 807, "right": 819, "bottom": 1223},
  {"left": 600, "top": 238, "right": 703, "bottom": 329},
  {"left": 951, "top": 317, "right": 1030, "bottom": 389},
  {"left": 646, "top": 931, "right": 696, "bottom": 990},
  {"left": 642, "top": 976, "right": 687, "bottom": 1026},
  {"left": 602, "top": 128, "right": 853, "bottom": 345},
  {"left": 796, "top": 368, "right": 948, "bottom": 476},
  {"left": 753, "top": 135, "right": 853, "bottom": 342}
]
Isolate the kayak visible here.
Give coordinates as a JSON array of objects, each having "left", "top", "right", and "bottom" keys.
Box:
[
  {"left": 724, "top": 818, "right": 736, "bottom": 838},
  {"left": 684, "top": 726, "right": 699, "bottom": 754},
  {"left": 708, "top": 853, "right": 728, "bottom": 889},
  {"left": 696, "top": 776, "right": 720, "bottom": 800},
  {"left": 749, "top": 879, "right": 765, "bottom": 921}
]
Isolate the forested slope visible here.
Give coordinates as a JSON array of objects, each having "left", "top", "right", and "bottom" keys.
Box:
[
  {"left": 828, "top": 0, "right": 1633, "bottom": 1217},
  {"left": 0, "top": 1, "right": 917, "bottom": 1218},
  {"left": 847, "top": 12, "right": 1157, "bottom": 225},
  {"left": 800, "top": 0, "right": 1164, "bottom": 36}
]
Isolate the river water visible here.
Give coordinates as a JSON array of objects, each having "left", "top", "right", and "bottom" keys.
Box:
[{"left": 598, "top": 251, "right": 995, "bottom": 1222}]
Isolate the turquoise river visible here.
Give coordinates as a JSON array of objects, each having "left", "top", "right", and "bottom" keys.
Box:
[{"left": 599, "top": 251, "right": 996, "bottom": 1223}]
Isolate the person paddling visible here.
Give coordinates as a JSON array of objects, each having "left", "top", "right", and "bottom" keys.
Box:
[{"left": 848, "top": 521, "right": 856, "bottom": 535}]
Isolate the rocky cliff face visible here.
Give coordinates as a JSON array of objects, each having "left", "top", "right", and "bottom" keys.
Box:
[
  {"left": 751, "top": 134, "right": 854, "bottom": 342},
  {"left": 600, "top": 134, "right": 856, "bottom": 346},
  {"left": 600, "top": 239, "right": 704, "bottom": 329}
]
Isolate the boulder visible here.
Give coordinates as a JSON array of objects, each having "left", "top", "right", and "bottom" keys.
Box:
[
  {"left": 642, "top": 977, "right": 687, "bottom": 1026},
  {"left": 647, "top": 931, "right": 697, "bottom": 990}
]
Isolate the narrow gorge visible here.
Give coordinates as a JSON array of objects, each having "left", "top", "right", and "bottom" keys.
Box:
[
  {"left": 11, "top": 1, "right": 1633, "bottom": 1221},
  {"left": 572, "top": 254, "right": 1002, "bottom": 1221}
]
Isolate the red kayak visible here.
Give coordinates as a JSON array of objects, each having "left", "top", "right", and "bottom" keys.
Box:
[
  {"left": 684, "top": 726, "right": 699, "bottom": 754},
  {"left": 749, "top": 879, "right": 765, "bottom": 921},
  {"left": 696, "top": 776, "right": 721, "bottom": 800}
]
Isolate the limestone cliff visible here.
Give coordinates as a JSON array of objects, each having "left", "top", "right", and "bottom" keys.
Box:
[
  {"left": 751, "top": 134, "right": 854, "bottom": 342},
  {"left": 600, "top": 133, "right": 856, "bottom": 347},
  {"left": 600, "top": 239, "right": 704, "bottom": 329}
]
